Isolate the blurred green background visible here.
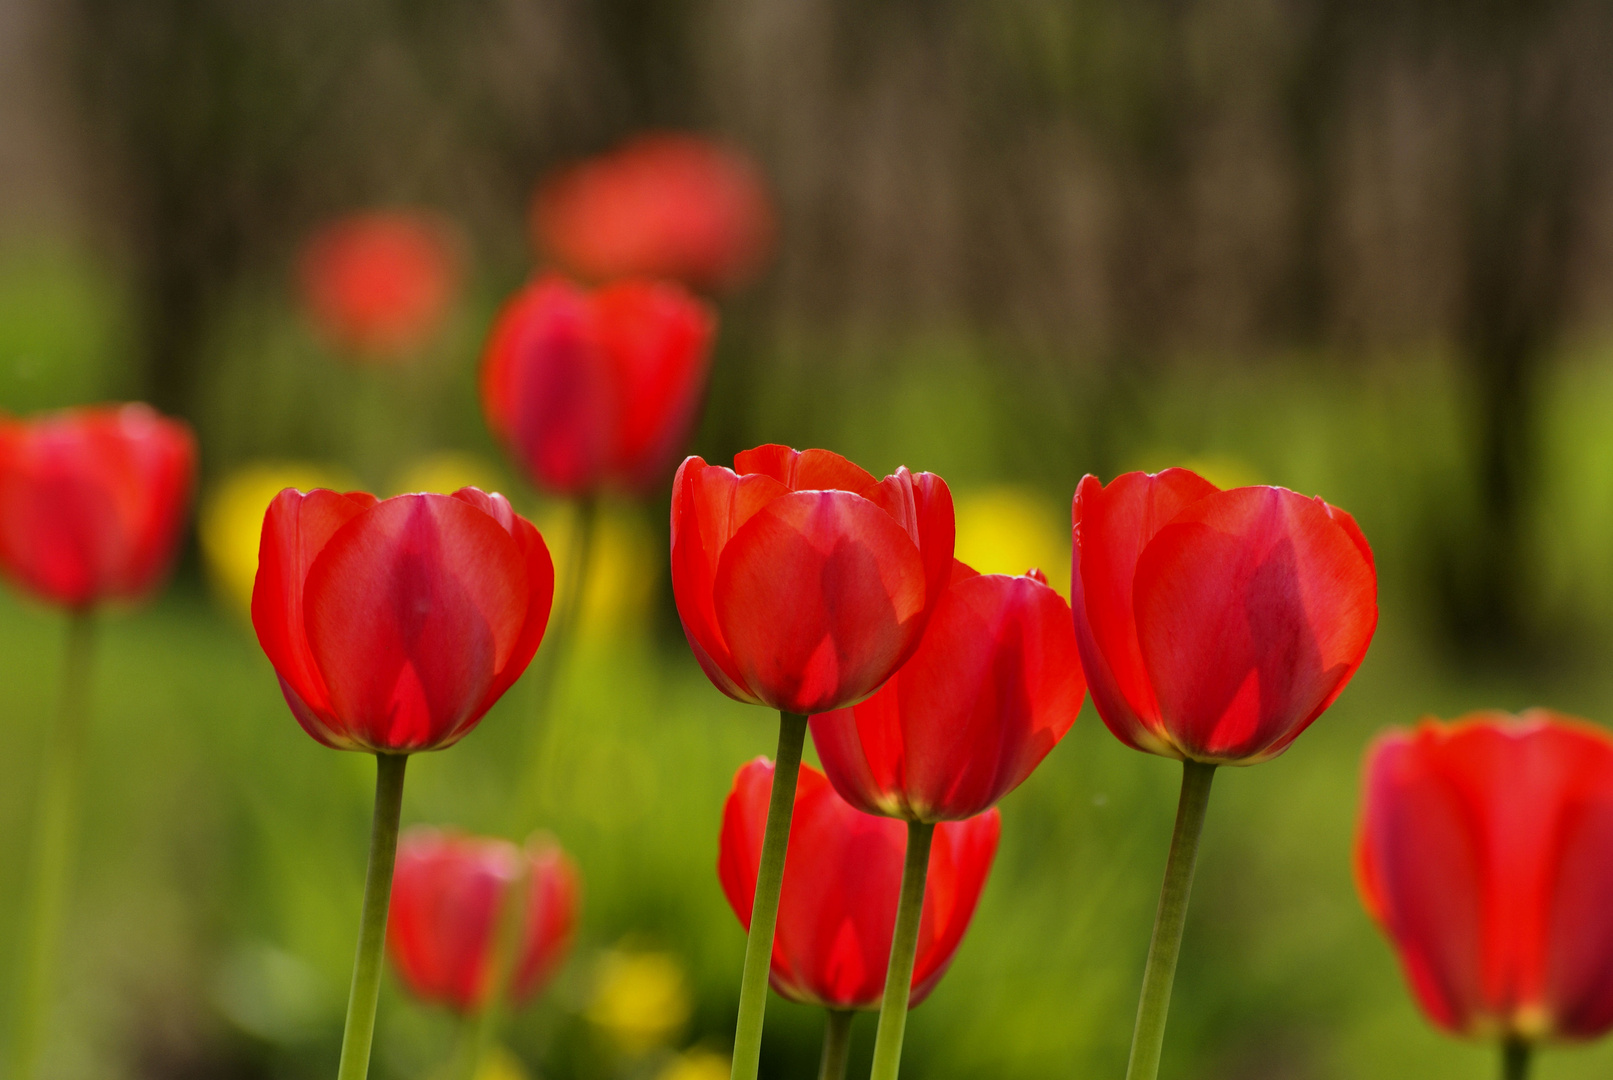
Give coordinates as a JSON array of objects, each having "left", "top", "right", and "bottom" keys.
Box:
[{"left": 6, "top": 0, "right": 1613, "bottom": 1077}]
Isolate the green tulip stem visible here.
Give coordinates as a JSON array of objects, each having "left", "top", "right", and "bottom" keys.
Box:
[
  {"left": 729, "top": 710, "right": 809, "bottom": 1080},
  {"left": 1125, "top": 759, "right": 1217, "bottom": 1080},
  {"left": 818, "top": 1009, "right": 854, "bottom": 1080},
  {"left": 1502, "top": 1038, "right": 1531, "bottom": 1080},
  {"left": 336, "top": 753, "right": 409, "bottom": 1080},
  {"left": 513, "top": 495, "right": 598, "bottom": 830},
  {"left": 868, "top": 819, "right": 936, "bottom": 1080},
  {"left": 9, "top": 612, "right": 96, "bottom": 1080}
]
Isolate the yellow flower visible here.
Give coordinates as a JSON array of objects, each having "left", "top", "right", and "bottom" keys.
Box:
[
  {"left": 585, "top": 949, "right": 691, "bottom": 1054},
  {"left": 534, "top": 504, "right": 657, "bottom": 642},
  {"left": 472, "top": 1046, "right": 530, "bottom": 1080},
  {"left": 953, "top": 487, "right": 1070, "bottom": 597},
  {"left": 199, "top": 461, "right": 357, "bottom": 616},
  {"left": 656, "top": 1048, "right": 731, "bottom": 1080}
]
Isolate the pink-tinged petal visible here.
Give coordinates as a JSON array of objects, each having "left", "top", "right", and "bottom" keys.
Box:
[
  {"left": 869, "top": 469, "right": 956, "bottom": 616},
  {"left": 251, "top": 487, "right": 377, "bottom": 720},
  {"left": 451, "top": 488, "right": 555, "bottom": 725},
  {"left": 1357, "top": 727, "right": 1486, "bottom": 1033},
  {"left": 301, "top": 494, "right": 529, "bottom": 752},
  {"left": 1070, "top": 470, "right": 1219, "bottom": 758},
  {"left": 597, "top": 279, "right": 716, "bottom": 491},
  {"left": 714, "top": 490, "right": 928, "bottom": 714},
  {"left": 669, "top": 457, "right": 788, "bottom": 705},
  {"left": 735, "top": 445, "right": 879, "bottom": 495},
  {"left": 815, "top": 571, "right": 1084, "bottom": 821},
  {"left": 1131, "top": 485, "right": 1377, "bottom": 762}
]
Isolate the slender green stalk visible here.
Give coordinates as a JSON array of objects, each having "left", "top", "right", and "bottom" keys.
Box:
[
  {"left": 8, "top": 613, "right": 95, "bottom": 1080},
  {"left": 868, "top": 819, "right": 935, "bottom": 1080},
  {"left": 730, "top": 711, "right": 809, "bottom": 1080},
  {"left": 1125, "top": 760, "right": 1217, "bottom": 1080},
  {"left": 512, "top": 496, "right": 598, "bottom": 830},
  {"left": 336, "top": 753, "right": 409, "bottom": 1080},
  {"left": 1502, "top": 1038, "right": 1531, "bottom": 1080},
  {"left": 818, "top": 1010, "right": 854, "bottom": 1080}
]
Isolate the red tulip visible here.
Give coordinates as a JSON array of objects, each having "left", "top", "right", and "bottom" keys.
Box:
[
  {"left": 481, "top": 274, "right": 715, "bottom": 496},
  {"left": 251, "top": 487, "right": 554, "bottom": 752},
  {"left": 719, "top": 758, "right": 999, "bottom": 1010},
  {"left": 1357, "top": 712, "right": 1613, "bottom": 1042},
  {"left": 0, "top": 404, "right": 196, "bottom": 609},
  {"left": 811, "top": 562, "right": 1085, "bottom": 821},
  {"left": 1070, "top": 469, "right": 1376, "bottom": 764},
  {"left": 533, "top": 132, "right": 774, "bottom": 293},
  {"left": 298, "top": 210, "right": 460, "bottom": 359},
  {"left": 671, "top": 446, "right": 955, "bottom": 716},
  {"left": 388, "top": 828, "right": 580, "bottom": 1014}
]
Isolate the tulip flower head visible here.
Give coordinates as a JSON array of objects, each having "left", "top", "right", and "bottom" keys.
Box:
[
  {"left": 298, "top": 210, "right": 461, "bottom": 360},
  {"left": 0, "top": 403, "right": 196, "bottom": 610},
  {"left": 812, "top": 561, "right": 1085, "bottom": 821},
  {"left": 1357, "top": 711, "right": 1613, "bottom": 1043},
  {"left": 533, "top": 132, "right": 774, "bottom": 293},
  {"left": 719, "top": 758, "right": 999, "bottom": 1010},
  {"left": 1070, "top": 469, "right": 1377, "bottom": 765},
  {"left": 671, "top": 445, "right": 955, "bottom": 716},
  {"left": 481, "top": 275, "right": 714, "bottom": 497},
  {"left": 387, "top": 828, "right": 579, "bottom": 1014},
  {"left": 252, "top": 486, "right": 554, "bottom": 752}
]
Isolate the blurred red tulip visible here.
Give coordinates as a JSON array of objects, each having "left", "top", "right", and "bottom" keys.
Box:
[
  {"left": 719, "top": 758, "right": 998, "bottom": 1010},
  {"left": 298, "top": 210, "right": 461, "bottom": 359},
  {"left": 671, "top": 445, "right": 954, "bottom": 716},
  {"left": 533, "top": 133, "right": 774, "bottom": 293},
  {"left": 481, "top": 274, "right": 715, "bottom": 496},
  {"left": 388, "top": 828, "right": 579, "bottom": 1014},
  {"left": 251, "top": 487, "right": 553, "bottom": 752},
  {"left": 811, "top": 562, "right": 1085, "bottom": 821},
  {"left": 1070, "top": 469, "right": 1376, "bottom": 764},
  {"left": 0, "top": 404, "right": 195, "bottom": 609},
  {"left": 1357, "top": 712, "right": 1613, "bottom": 1042}
]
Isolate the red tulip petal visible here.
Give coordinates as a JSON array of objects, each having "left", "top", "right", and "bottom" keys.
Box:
[
  {"left": 910, "top": 809, "right": 1001, "bottom": 1007},
  {"left": 734, "top": 445, "right": 879, "bottom": 496},
  {"left": 814, "top": 571, "right": 1084, "bottom": 820},
  {"left": 714, "top": 489, "right": 928, "bottom": 714},
  {"left": 670, "top": 457, "right": 790, "bottom": 705},
  {"left": 1071, "top": 470, "right": 1219, "bottom": 757},
  {"left": 511, "top": 841, "right": 581, "bottom": 1003},
  {"left": 302, "top": 493, "right": 530, "bottom": 751},
  {"left": 869, "top": 469, "right": 956, "bottom": 616},
  {"left": 1131, "top": 486, "right": 1377, "bottom": 762},
  {"left": 251, "top": 487, "right": 378, "bottom": 723}
]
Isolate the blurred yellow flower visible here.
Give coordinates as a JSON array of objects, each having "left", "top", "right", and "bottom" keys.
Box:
[
  {"left": 199, "top": 461, "right": 357, "bottom": 616},
  {"left": 389, "top": 450, "right": 505, "bottom": 498},
  {"left": 656, "top": 1048, "right": 730, "bottom": 1080},
  {"left": 536, "top": 504, "right": 657, "bottom": 642},
  {"left": 953, "top": 487, "right": 1070, "bottom": 596},
  {"left": 585, "top": 948, "right": 691, "bottom": 1054},
  {"left": 472, "top": 1046, "right": 530, "bottom": 1080}
]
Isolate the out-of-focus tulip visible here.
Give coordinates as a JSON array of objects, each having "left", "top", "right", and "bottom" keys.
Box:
[
  {"left": 671, "top": 445, "right": 955, "bottom": 716},
  {"left": 1357, "top": 711, "right": 1613, "bottom": 1043},
  {"left": 533, "top": 133, "right": 774, "bottom": 293},
  {"left": 656, "top": 1049, "right": 730, "bottom": 1080},
  {"left": 719, "top": 758, "right": 999, "bottom": 1010},
  {"left": 298, "top": 210, "right": 460, "bottom": 360},
  {"left": 386, "top": 828, "right": 578, "bottom": 1014},
  {"left": 811, "top": 561, "right": 1085, "bottom": 822},
  {"left": 0, "top": 403, "right": 195, "bottom": 609},
  {"left": 251, "top": 487, "right": 554, "bottom": 752},
  {"left": 200, "top": 462, "right": 357, "bottom": 616},
  {"left": 1070, "top": 469, "right": 1377, "bottom": 765},
  {"left": 481, "top": 275, "right": 714, "bottom": 497}
]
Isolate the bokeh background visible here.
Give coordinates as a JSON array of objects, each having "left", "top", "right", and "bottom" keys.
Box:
[{"left": 4, "top": 0, "right": 1613, "bottom": 1077}]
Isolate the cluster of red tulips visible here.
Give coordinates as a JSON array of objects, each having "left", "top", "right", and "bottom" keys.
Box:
[{"left": 0, "top": 127, "right": 1602, "bottom": 1080}]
